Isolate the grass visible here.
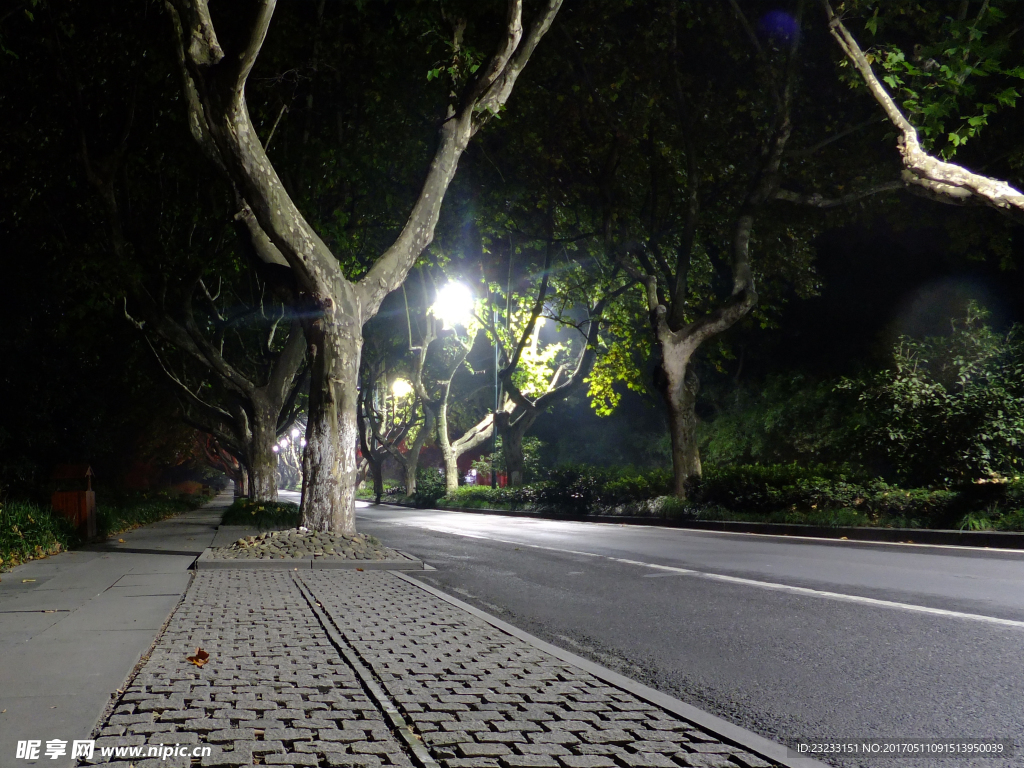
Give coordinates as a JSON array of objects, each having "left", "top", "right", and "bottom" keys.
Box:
[
  {"left": 0, "top": 488, "right": 214, "bottom": 572},
  {"left": 221, "top": 498, "right": 300, "bottom": 529}
]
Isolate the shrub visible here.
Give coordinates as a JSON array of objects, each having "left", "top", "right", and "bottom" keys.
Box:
[
  {"left": 221, "top": 498, "right": 300, "bottom": 529},
  {"left": 846, "top": 302, "right": 1024, "bottom": 486},
  {"left": 96, "top": 488, "right": 214, "bottom": 537},
  {"left": 441, "top": 485, "right": 535, "bottom": 510},
  {"left": 0, "top": 500, "right": 77, "bottom": 571},
  {"left": 410, "top": 467, "right": 447, "bottom": 508}
]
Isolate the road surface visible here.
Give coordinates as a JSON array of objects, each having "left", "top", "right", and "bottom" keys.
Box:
[{"left": 355, "top": 503, "right": 1024, "bottom": 768}]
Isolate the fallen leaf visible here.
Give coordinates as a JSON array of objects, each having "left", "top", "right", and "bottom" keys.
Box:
[
  {"left": 118, "top": 539, "right": 126, "bottom": 543},
  {"left": 185, "top": 647, "right": 210, "bottom": 668},
  {"left": 22, "top": 579, "right": 35, "bottom": 583},
  {"left": 2, "top": 709, "right": 7, "bottom": 713},
  {"left": 356, "top": 568, "right": 364, "bottom": 572}
]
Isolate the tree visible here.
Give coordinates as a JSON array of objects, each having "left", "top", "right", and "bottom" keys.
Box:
[
  {"left": 823, "top": 0, "right": 1024, "bottom": 222},
  {"left": 165, "top": 0, "right": 563, "bottom": 533}
]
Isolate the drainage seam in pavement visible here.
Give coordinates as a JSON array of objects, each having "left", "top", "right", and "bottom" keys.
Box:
[{"left": 292, "top": 573, "right": 441, "bottom": 768}]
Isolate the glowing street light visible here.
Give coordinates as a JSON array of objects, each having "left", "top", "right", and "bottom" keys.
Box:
[
  {"left": 392, "top": 378, "right": 414, "bottom": 398},
  {"left": 432, "top": 282, "right": 475, "bottom": 328},
  {"left": 290, "top": 427, "right": 301, "bottom": 439}
]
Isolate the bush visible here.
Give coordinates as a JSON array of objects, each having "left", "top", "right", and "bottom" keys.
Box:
[
  {"left": 355, "top": 480, "right": 401, "bottom": 501},
  {"left": 221, "top": 498, "right": 300, "bottom": 529},
  {"left": 410, "top": 467, "right": 447, "bottom": 508},
  {"left": 97, "top": 488, "right": 214, "bottom": 536},
  {"left": 441, "top": 485, "right": 535, "bottom": 510},
  {"left": 1, "top": 487, "right": 213, "bottom": 571},
  {"left": 0, "top": 500, "right": 78, "bottom": 571},
  {"left": 689, "top": 463, "right": 963, "bottom": 527},
  {"left": 847, "top": 303, "right": 1024, "bottom": 486}
]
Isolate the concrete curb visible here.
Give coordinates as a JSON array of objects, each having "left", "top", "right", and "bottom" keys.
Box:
[
  {"left": 193, "top": 547, "right": 427, "bottom": 570},
  {"left": 377, "top": 500, "right": 1024, "bottom": 551},
  {"left": 394, "top": 572, "right": 829, "bottom": 768}
]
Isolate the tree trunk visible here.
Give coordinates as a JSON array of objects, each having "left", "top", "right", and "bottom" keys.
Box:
[
  {"left": 501, "top": 411, "right": 537, "bottom": 486},
  {"left": 234, "top": 467, "right": 249, "bottom": 498},
  {"left": 660, "top": 341, "right": 701, "bottom": 498},
  {"left": 248, "top": 399, "right": 280, "bottom": 502},
  {"left": 402, "top": 407, "right": 434, "bottom": 497},
  {"left": 370, "top": 456, "right": 384, "bottom": 504},
  {"left": 300, "top": 318, "right": 361, "bottom": 535}
]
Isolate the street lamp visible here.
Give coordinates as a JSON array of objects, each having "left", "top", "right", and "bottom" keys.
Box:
[
  {"left": 432, "top": 282, "right": 475, "bottom": 329},
  {"left": 392, "top": 378, "right": 414, "bottom": 398}
]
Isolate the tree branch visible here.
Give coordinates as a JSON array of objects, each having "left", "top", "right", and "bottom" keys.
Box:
[
  {"left": 823, "top": 1, "right": 1024, "bottom": 223},
  {"left": 773, "top": 179, "right": 905, "bottom": 207}
]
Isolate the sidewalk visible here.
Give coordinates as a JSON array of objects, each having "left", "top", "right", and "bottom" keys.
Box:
[{"left": 0, "top": 490, "right": 232, "bottom": 767}]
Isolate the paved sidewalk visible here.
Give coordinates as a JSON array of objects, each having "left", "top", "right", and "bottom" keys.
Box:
[
  {"left": 80, "top": 570, "right": 783, "bottom": 768},
  {"left": 0, "top": 491, "right": 231, "bottom": 766}
]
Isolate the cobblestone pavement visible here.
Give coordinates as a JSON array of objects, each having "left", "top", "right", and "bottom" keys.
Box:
[
  {"left": 208, "top": 530, "right": 415, "bottom": 561},
  {"left": 80, "top": 570, "right": 779, "bottom": 768},
  {"left": 80, "top": 572, "right": 412, "bottom": 768},
  {"left": 300, "top": 572, "right": 776, "bottom": 768}
]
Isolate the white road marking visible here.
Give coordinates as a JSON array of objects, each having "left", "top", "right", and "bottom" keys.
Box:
[{"left": 366, "top": 515, "right": 1024, "bottom": 630}]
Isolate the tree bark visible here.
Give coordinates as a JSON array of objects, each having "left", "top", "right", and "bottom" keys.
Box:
[
  {"left": 300, "top": 319, "right": 360, "bottom": 534},
  {"left": 500, "top": 410, "right": 537, "bottom": 486},
  {"left": 247, "top": 396, "right": 280, "bottom": 501},
  {"left": 234, "top": 467, "right": 250, "bottom": 497},
  {"left": 660, "top": 345, "right": 701, "bottom": 498}
]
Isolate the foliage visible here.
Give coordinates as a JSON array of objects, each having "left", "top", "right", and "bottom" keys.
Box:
[
  {"left": 698, "top": 374, "right": 863, "bottom": 467},
  {"left": 846, "top": 0, "right": 1024, "bottom": 159},
  {"left": 96, "top": 488, "right": 213, "bottom": 537},
  {"left": 472, "top": 437, "right": 545, "bottom": 483},
  {"left": 440, "top": 485, "right": 535, "bottom": 511},
  {"left": 689, "top": 463, "right": 958, "bottom": 527},
  {"left": 409, "top": 466, "right": 448, "bottom": 508},
  {"left": 843, "top": 303, "right": 1024, "bottom": 486},
  {"left": 0, "top": 499, "right": 78, "bottom": 572},
  {"left": 221, "top": 498, "right": 300, "bottom": 530},
  {"left": 1, "top": 487, "right": 212, "bottom": 572}
]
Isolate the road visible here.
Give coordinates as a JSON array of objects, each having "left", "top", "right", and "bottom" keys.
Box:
[{"left": 354, "top": 503, "right": 1024, "bottom": 768}]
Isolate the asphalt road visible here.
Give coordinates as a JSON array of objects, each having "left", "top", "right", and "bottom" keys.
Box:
[{"left": 354, "top": 503, "right": 1024, "bottom": 768}]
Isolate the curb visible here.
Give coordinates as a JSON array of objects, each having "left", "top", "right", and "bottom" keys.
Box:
[
  {"left": 193, "top": 547, "right": 428, "bottom": 570},
  {"left": 375, "top": 501, "right": 1024, "bottom": 551},
  {"left": 393, "top": 572, "right": 828, "bottom": 768}
]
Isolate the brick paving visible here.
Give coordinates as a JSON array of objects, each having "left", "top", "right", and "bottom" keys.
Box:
[
  {"left": 80, "top": 572, "right": 411, "bottom": 768},
  {"left": 79, "top": 570, "right": 778, "bottom": 768},
  {"left": 301, "top": 572, "right": 775, "bottom": 768}
]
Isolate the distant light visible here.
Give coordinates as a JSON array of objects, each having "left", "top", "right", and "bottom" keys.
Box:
[
  {"left": 392, "top": 378, "right": 414, "bottom": 398},
  {"left": 291, "top": 428, "right": 301, "bottom": 439},
  {"left": 272, "top": 445, "right": 280, "bottom": 453},
  {"left": 432, "top": 282, "right": 475, "bottom": 328},
  {"left": 300, "top": 438, "right": 307, "bottom": 447}
]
